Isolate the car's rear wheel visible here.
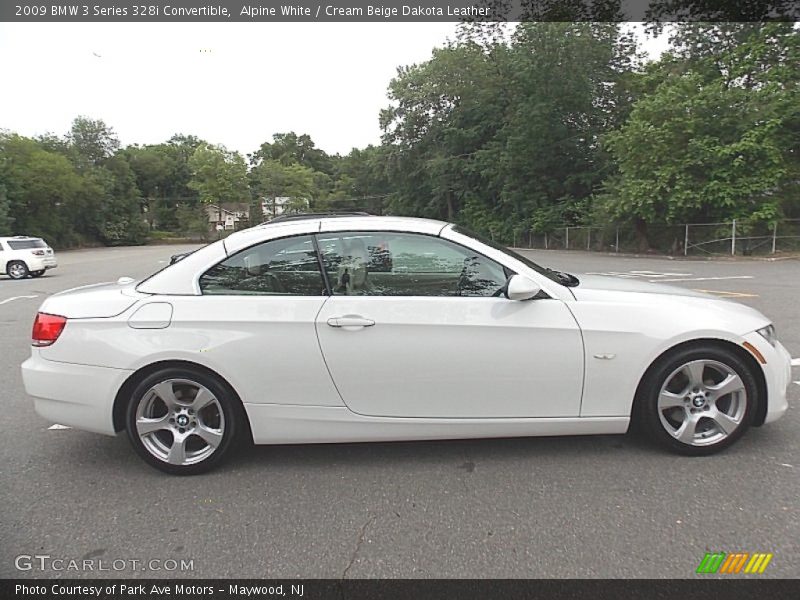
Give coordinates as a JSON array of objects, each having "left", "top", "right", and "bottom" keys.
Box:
[
  {"left": 30, "top": 270, "right": 45, "bottom": 277},
  {"left": 125, "top": 368, "right": 243, "bottom": 475},
  {"left": 7, "top": 261, "right": 29, "bottom": 279},
  {"left": 638, "top": 345, "right": 756, "bottom": 455}
]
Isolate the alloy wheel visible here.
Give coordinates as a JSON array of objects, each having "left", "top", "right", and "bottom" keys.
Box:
[
  {"left": 9, "top": 262, "right": 27, "bottom": 279},
  {"left": 657, "top": 359, "right": 747, "bottom": 447},
  {"left": 134, "top": 378, "right": 225, "bottom": 466}
]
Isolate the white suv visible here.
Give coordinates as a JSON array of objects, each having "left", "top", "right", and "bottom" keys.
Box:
[{"left": 0, "top": 236, "right": 58, "bottom": 279}]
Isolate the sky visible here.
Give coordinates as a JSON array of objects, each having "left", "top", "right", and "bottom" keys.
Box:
[{"left": 0, "top": 22, "right": 669, "bottom": 157}]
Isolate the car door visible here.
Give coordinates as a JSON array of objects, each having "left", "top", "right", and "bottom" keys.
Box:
[
  {"left": 314, "top": 231, "right": 584, "bottom": 419},
  {"left": 0, "top": 241, "right": 6, "bottom": 273},
  {"left": 193, "top": 233, "right": 342, "bottom": 407}
]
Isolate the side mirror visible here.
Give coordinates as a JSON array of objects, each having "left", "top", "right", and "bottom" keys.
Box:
[{"left": 504, "top": 274, "right": 541, "bottom": 301}]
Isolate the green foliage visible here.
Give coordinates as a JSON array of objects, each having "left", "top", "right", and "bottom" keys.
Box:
[
  {"left": 148, "top": 229, "right": 177, "bottom": 240},
  {"left": 250, "top": 132, "right": 333, "bottom": 175},
  {"left": 250, "top": 159, "right": 317, "bottom": 210},
  {"left": 380, "top": 23, "right": 639, "bottom": 242},
  {"left": 188, "top": 144, "right": 250, "bottom": 207},
  {"left": 0, "top": 184, "right": 12, "bottom": 235},
  {"left": 0, "top": 23, "right": 796, "bottom": 250},
  {"left": 123, "top": 135, "right": 203, "bottom": 231},
  {"left": 601, "top": 23, "right": 799, "bottom": 245},
  {"left": 97, "top": 154, "right": 149, "bottom": 245},
  {"left": 0, "top": 133, "right": 87, "bottom": 246},
  {"left": 174, "top": 203, "right": 209, "bottom": 237},
  {"left": 67, "top": 116, "right": 120, "bottom": 167},
  {"left": 246, "top": 198, "right": 262, "bottom": 227}
]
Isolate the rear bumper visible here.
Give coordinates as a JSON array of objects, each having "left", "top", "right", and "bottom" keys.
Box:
[
  {"left": 21, "top": 351, "right": 131, "bottom": 435},
  {"left": 743, "top": 332, "right": 791, "bottom": 425},
  {"left": 27, "top": 256, "right": 58, "bottom": 271}
]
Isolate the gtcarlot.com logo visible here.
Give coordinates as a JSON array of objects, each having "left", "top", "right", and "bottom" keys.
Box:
[
  {"left": 696, "top": 551, "right": 773, "bottom": 574},
  {"left": 14, "top": 554, "right": 194, "bottom": 572}
]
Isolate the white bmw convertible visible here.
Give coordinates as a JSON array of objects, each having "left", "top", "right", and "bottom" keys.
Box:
[{"left": 22, "top": 214, "right": 791, "bottom": 474}]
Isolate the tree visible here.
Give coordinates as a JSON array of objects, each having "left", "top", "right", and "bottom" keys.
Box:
[
  {"left": 67, "top": 116, "right": 120, "bottom": 167},
  {"left": 381, "top": 41, "right": 509, "bottom": 222},
  {"left": 249, "top": 159, "right": 317, "bottom": 215},
  {"left": 188, "top": 144, "right": 249, "bottom": 209},
  {"left": 250, "top": 132, "right": 333, "bottom": 175},
  {"left": 0, "top": 184, "right": 12, "bottom": 235},
  {"left": 123, "top": 144, "right": 177, "bottom": 228},
  {"left": 380, "top": 23, "right": 638, "bottom": 242},
  {"left": 0, "top": 133, "right": 86, "bottom": 246},
  {"left": 35, "top": 133, "right": 70, "bottom": 155},
  {"left": 247, "top": 197, "right": 264, "bottom": 227},
  {"left": 645, "top": 0, "right": 797, "bottom": 23},
  {"left": 124, "top": 134, "right": 205, "bottom": 231},
  {"left": 600, "top": 23, "right": 799, "bottom": 248},
  {"left": 175, "top": 203, "right": 209, "bottom": 237},
  {"left": 322, "top": 145, "right": 392, "bottom": 213},
  {"left": 97, "top": 154, "right": 149, "bottom": 245},
  {"left": 496, "top": 23, "right": 638, "bottom": 234}
]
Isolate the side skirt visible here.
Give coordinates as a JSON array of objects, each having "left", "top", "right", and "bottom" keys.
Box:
[{"left": 243, "top": 403, "right": 629, "bottom": 445}]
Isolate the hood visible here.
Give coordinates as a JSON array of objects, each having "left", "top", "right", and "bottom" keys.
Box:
[
  {"left": 569, "top": 274, "right": 770, "bottom": 337},
  {"left": 38, "top": 279, "right": 149, "bottom": 319},
  {"left": 572, "top": 274, "right": 714, "bottom": 300}
]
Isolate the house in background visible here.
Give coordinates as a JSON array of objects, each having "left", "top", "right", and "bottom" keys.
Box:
[
  {"left": 205, "top": 197, "right": 311, "bottom": 230},
  {"left": 207, "top": 203, "right": 250, "bottom": 231}
]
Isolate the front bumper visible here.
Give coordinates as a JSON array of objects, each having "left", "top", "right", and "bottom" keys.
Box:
[
  {"left": 21, "top": 350, "right": 131, "bottom": 435},
  {"left": 743, "top": 332, "right": 791, "bottom": 425}
]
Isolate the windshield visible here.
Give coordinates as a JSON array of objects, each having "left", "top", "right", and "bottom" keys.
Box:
[{"left": 450, "top": 225, "right": 579, "bottom": 286}]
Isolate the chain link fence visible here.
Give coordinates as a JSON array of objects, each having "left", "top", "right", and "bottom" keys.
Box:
[{"left": 504, "top": 219, "right": 800, "bottom": 256}]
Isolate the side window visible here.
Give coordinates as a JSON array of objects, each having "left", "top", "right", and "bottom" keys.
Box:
[
  {"left": 317, "top": 232, "right": 508, "bottom": 297},
  {"left": 200, "top": 235, "right": 325, "bottom": 296}
]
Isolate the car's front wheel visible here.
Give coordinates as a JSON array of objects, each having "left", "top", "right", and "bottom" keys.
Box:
[
  {"left": 638, "top": 344, "right": 757, "bottom": 455},
  {"left": 7, "top": 260, "right": 29, "bottom": 280},
  {"left": 125, "top": 367, "right": 244, "bottom": 475}
]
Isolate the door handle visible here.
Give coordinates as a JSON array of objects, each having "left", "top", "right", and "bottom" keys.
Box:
[{"left": 327, "top": 315, "right": 376, "bottom": 328}]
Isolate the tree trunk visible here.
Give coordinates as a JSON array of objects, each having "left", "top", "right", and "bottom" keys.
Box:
[
  {"left": 634, "top": 217, "right": 651, "bottom": 253},
  {"left": 446, "top": 190, "right": 454, "bottom": 221}
]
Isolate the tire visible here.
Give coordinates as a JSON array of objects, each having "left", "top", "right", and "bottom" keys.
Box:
[
  {"left": 125, "top": 367, "right": 245, "bottom": 475},
  {"left": 637, "top": 344, "right": 757, "bottom": 456},
  {"left": 7, "top": 260, "right": 29, "bottom": 280},
  {"left": 30, "top": 270, "right": 45, "bottom": 278}
]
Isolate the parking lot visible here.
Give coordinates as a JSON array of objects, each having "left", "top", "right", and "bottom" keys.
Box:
[{"left": 0, "top": 245, "right": 797, "bottom": 578}]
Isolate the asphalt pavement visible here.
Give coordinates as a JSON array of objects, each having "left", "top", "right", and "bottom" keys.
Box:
[{"left": 0, "top": 245, "right": 797, "bottom": 578}]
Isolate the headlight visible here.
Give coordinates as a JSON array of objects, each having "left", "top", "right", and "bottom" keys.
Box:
[{"left": 757, "top": 324, "right": 778, "bottom": 347}]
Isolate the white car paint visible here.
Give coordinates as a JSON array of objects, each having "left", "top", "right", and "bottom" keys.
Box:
[
  {"left": 244, "top": 405, "right": 629, "bottom": 445},
  {"left": 316, "top": 295, "right": 584, "bottom": 418},
  {"left": 0, "top": 236, "right": 57, "bottom": 277},
  {"left": 21, "top": 216, "right": 791, "bottom": 450},
  {"left": 568, "top": 278, "right": 786, "bottom": 419}
]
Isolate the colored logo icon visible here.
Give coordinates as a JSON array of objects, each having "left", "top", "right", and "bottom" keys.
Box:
[{"left": 697, "top": 552, "right": 773, "bottom": 574}]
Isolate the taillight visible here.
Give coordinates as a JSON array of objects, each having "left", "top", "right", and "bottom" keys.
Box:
[
  {"left": 32, "top": 313, "right": 67, "bottom": 347},
  {"left": 31, "top": 250, "right": 45, "bottom": 256}
]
